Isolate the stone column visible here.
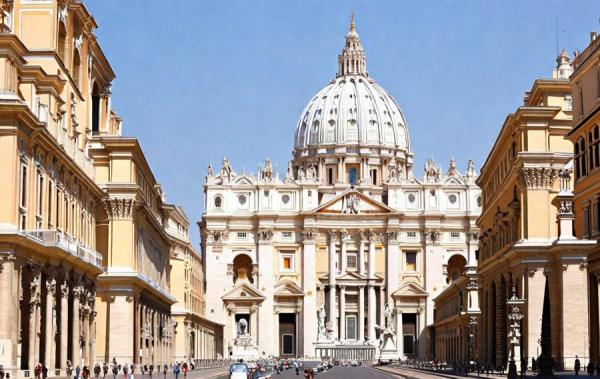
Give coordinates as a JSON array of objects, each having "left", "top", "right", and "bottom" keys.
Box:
[
  {"left": 367, "top": 285, "right": 376, "bottom": 342},
  {"left": 89, "top": 308, "right": 96, "bottom": 366},
  {"left": 340, "top": 230, "right": 347, "bottom": 273},
  {"left": 257, "top": 229, "right": 275, "bottom": 355},
  {"left": 396, "top": 311, "right": 404, "bottom": 358},
  {"left": 59, "top": 280, "right": 69, "bottom": 370},
  {"left": 358, "top": 233, "right": 366, "bottom": 276},
  {"left": 71, "top": 284, "right": 81, "bottom": 366},
  {"left": 0, "top": 253, "right": 18, "bottom": 370},
  {"left": 44, "top": 275, "right": 56, "bottom": 368},
  {"left": 28, "top": 267, "right": 42, "bottom": 370},
  {"left": 367, "top": 232, "right": 375, "bottom": 279},
  {"left": 379, "top": 287, "right": 386, "bottom": 326},
  {"left": 339, "top": 285, "right": 346, "bottom": 340},
  {"left": 81, "top": 298, "right": 90, "bottom": 365},
  {"left": 133, "top": 301, "right": 140, "bottom": 364},
  {"left": 301, "top": 230, "right": 317, "bottom": 357},
  {"left": 327, "top": 231, "right": 337, "bottom": 338},
  {"left": 358, "top": 286, "right": 365, "bottom": 342},
  {"left": 386, "top": 230, "right": 399, "bottom": 304}
]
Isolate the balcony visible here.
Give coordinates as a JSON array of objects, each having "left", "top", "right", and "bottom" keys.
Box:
[{"left": 23, "top": 229, "right": 103, "bottom": 269}]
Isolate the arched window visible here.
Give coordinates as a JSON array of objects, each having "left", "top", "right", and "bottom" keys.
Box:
[{"left": 348, "top": 168, "right": 357, "bottom": 185}]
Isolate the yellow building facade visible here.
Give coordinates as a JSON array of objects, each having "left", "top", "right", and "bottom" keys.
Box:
[
  {"left": 567, "top": 30, "right": 600, "bottom": 364},
  {"left": 0, "top": 0, "right": 200, "bottom": 376},
  {"left": 164, "top": 205, "right": 223, "bottom": 363},
  {"left": 477, "top": 52, "right": 594, "bottom": 371}
]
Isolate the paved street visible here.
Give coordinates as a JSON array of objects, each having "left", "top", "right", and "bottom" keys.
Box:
[{"left": 213, "top": 362, "right": 399, "bottom": 378}]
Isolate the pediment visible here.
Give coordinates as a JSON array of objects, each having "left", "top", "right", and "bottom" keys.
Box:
[
  {"left": 310, "top": 187, "right": 396, "bottom": 214},
  {"left": 281, "top": 177, "right": 299, "bottom": 186},
  {"left": 404, "top": 176, "right": 422, "bottom": 185},
  {"left": 337, "top": 272, "right": 368, "bottom": 281},
  {"left": 233, "top": 174, "right": 256, "bottom": 186},
  {"left": 391, "top": 282, "right": 428, "bottom": 298},
  {"left": 443, "top": 176, "right": 465, "bottom": 185},
  {"left": 222, "top": 282, "right": 266, "bottom": 302},
  {"left": 274, "top": 280, "right": 305, "bottom": 297}
]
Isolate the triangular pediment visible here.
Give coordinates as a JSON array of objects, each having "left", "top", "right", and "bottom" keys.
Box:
[
  {"left": 405, "top": 176, "right": 422, "bottom": 185},
  {"left": 444, "top": 176, "right": 465, "bottom": 185},
  {"left": 392, "top": 282, "right": 429, "bottom": 298},
  {"left": 222, "top": 282, "right": 266, "bottom": 302},
  {"left": 233, "top": 174, "right": 255, "bottom": 186},
  {"left": 337, "top": 271, "right": 368, "bottom": 281},
  {"left": 281, "top": 177, "right": 299, "bottom": 186},
  {"left": 309, "top": 187, "right": 396, "bottom": 214},
  {"left": 274, "top": 280, "right": 305, "bottom": 297}
]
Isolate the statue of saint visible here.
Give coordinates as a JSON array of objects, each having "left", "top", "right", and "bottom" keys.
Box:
[{"left": 237, "top": 318, "right": 248, "bottom": 337}]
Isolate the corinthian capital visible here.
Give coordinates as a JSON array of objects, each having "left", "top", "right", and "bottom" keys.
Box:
[
  {"left": 518, "top": 167, "right": 558, "bottom": 190},
  {"left": 257, "top": 229, "right": 273, "bottom": 243},
  {"left": 102, "top": 198, "right": 136, "bottom": 219}
]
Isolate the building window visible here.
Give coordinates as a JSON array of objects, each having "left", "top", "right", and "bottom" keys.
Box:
[
  {"left": 405, "top": 251, "right": 417, "bottom": 271},
  {"left": 575, "top": 137, "right": 587, "bottom": 178},
  {"left": 327, "top": 168, "right": 334, "bottom": 185},
  {"left": 591, "top": 125, "right": 600, "bottom": 170},
  {"left": 347, "top": 252, "right": 358, "bottom": 270},
  {"left": 349, "top": 168, "right": 357, "bottom": 185},
  {"left": 564, "top": 94, "right": 573, "bottom": 111},
  {"left": 596, "top": 201, "right": 600, "bottom": 233},
  {"left": 448, "top": 194, "right": 457, "bottom": 205},
  {"left": 18, "top": 162, "right": 28, "bottom": 230},
  {"left": 580, "top": 86, "right": 584, "bottom": 116},
  {"left": 281, "top": 231, "right": 293, "bottom": 239},
  {"left": 346, "top": 315, "right": 357, "bottom": 340},
  {"left": 281, "top": 194, "right": 291, "bottom": 204},
  {"left": 403, "top": 335, "right": 415, "bottom": 355},
  {"left": 36, "top": 170, "right": 44, "bottom": 217},
  {"left": 47, "top": 181, "right": 53, "bottom": 229},
  {"left": 280, "top": 252, "right": 294, "bottom": 271},
  {"left": 370, "top": 169, "right": 377, "bottom": 185},
  {"left": 237, "top": 232, "right": 247, "bottom": 240},
  {"left": 584, "top": 207, "right": 590, "bottom": 236},
  {"left": 238, "top": 194, "right": 247, "bottom": 205},
  {"left": 450, "top": 232, "right": 460, "bottom": 239},
  {"left": 214, "top": 195, "right": 222, "bottom": 208},
  {"left": 406, "top": 231, "right": 416, "bottom": 238},
  {"left": 477, "top": 195, "right": 482, "bottom": 208}
]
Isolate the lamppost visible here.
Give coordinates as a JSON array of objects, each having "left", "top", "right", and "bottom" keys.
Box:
[{"left": 506, "top": 285, "right": 525, "bottom": 379}]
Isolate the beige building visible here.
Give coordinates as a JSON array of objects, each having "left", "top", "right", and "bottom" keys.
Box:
[
  {"left": 0, "top": 0, "right": 191, "bottom": 376},
  {"left": 164, "top": 205, "right": 223, "bottom": 362},
  {"left": 477, "top": 52, "right": 594, "bottom": 371},
  {"left": 567, "top": 30, "right": 600, "bottom": 364}
]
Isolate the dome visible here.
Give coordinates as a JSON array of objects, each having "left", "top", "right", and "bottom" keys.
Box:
[{"left": 293, "top": 16, "right": 410, "bottom": 155}]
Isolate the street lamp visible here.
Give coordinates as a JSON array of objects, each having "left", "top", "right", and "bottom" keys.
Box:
[{"left": 506, "top": 285, "right": 525, "bottom": 379}]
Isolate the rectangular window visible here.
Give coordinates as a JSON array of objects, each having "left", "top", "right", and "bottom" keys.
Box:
[
  {"left": 346, "top": 315, "right": 357, "bottom": 340},
  {"left": 450, "top": 232, "right": 460, "bottom": 239},
  {"left": 283, "top": 257, "right": 292, "bottom": 269},
  {"left": 405, "top": 251, "right": 417, "bottom": 271},
  {"left": 347, "top": 252, "right": 357, "bottom": 270},
  {"left": 327, "top": 168, "right": 334, "bottom": 185},
  {"left": 282, "top": 231, "right": 293, "bottom": 239},
  {"left": 56, "top": 190, "right": 61, "bottom": 229},
  {"left": 407, "top": 231, "right": 416, "bottom": 238},
  {"left": 596, "top": 202, "right": 600, "bottom": 233},
  {"left": 370, "top": 169, "right": 377, "bottom": 185},
  {"left": 47, "top": 181, "right": 53, "bottom": 229},
  {"left": 19, "top": 163, "right": 27, "bottom": 208},
  {"left": 36, "top": 171, "right": 43, "bottom": 217},
  {"left": 280, "top": 252, "right": 294, "bottom": 271},
  {"left": 237, "top": 232, "right": 247, "bottom": 240},
  {"left": 584, "top": 207, "right": 590, "bottom": 236}
]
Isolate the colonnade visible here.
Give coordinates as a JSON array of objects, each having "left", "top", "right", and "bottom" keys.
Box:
[
  {"left": 0, "top": 253, "right": 96, "bottom": 373},
  {"left": 324, "top": 230, "right": 384, "bottom": 342},
  {"left": 435, "top": 326, "right": 467, "bottom": 363},
  {"left": 137, "top": 300, "right": 173, "bottom": 365}
]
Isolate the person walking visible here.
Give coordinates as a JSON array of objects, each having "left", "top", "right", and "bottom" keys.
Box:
[
  {"left": 162, "top": 365, "right": 167, "bottom": 379},
  {"left": 75, "top": 365, "right": 81, "bottom": 379},
  {"left": 574, "top": 355, "right": 581, "bottom": 375},
  {"left": 173, "top": 362, "right": 180, "bottom": 379},
  {"left": 130, "top": 364, "right": 135, "bottom": 379},
  {"left": 94, "top": 363, "right": 101, "bottom": 379},
  {"left": 102, "top": 362, "right": 108, "bottom": 378},
  {"left": 111, "top": 363, "right": 118, "bottom": 379},
  {"left": 42, "top": 364, "right": 48, "bottom": 379},
  {"left": 0, "top": 364, "right": 5, "bottom": 379},
  {"left": 122, "top": 363, "right": 128, "bottom": 379}
]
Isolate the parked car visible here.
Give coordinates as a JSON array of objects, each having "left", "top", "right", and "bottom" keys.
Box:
[{"left": 350, "top": 360, "right": 358, "bottom": 367}]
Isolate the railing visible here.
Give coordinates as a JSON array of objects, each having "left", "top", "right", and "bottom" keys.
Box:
[{"left": 24, "top": 229, "right": 103, "bottom": 268}]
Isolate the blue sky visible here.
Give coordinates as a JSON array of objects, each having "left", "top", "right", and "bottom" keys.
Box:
[{"left": 87, "top": 1, "right": 598, "bottom": 245}]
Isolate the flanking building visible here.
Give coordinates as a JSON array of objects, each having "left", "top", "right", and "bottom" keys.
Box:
[
  {"left": 201, "top": 17, "right": 481, "bottom": 360},
  {"left": 476, "top": 52, "right": 594, "bottom": 371},
  {"left": 164, "top": 205, "right": 223, "bottom": 362},
  {"left": 567, "top": 30, "right": 600, "bottom": 364},
  {"left": 0, "top": 0, "right": 201, "bottom": 376}
]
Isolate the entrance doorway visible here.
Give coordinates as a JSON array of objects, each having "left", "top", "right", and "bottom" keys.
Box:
[{"left": 278, "top": 313, "right": 296, "bottom": 358}]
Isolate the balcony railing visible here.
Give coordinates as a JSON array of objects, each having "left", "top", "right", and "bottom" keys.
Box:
[{"left": 23, "top": 229, "right": 103, "bottom": 269}]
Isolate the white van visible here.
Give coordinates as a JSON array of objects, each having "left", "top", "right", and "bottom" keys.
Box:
[{"left": 229, "top": 362, "right": 249, "bottom": 379}]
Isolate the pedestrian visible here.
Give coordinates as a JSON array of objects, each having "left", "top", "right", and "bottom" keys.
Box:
[
  {"left": 173, "top": 362, "right": 180, "bottom": 379},
  {"left": 149, "top": 364, "right": 153, "bottom": 379},
  {"left": 81, "top": 366, "right": 88, "bottom": 379},
  {"left": 589, "top": 361, "right": 595, "bottom": 375},
  {"left": 531, "top": 358, "right": 537, "bottom": 374},
  {"left": 520, "top": 357, "right": 527, "bottom": 378},
  {"left": 0, "top": 364, "right": 4, "bottom": 379},
  {"left": 130, "top": 364, "right": 135, "bottom": 379},
  {"left": 111, "top": 363, "right": 118, "bottom": 379},
  {"left": 67, "top": 361, "right": 73, "bottom": 378},
  {"left": 122, "top": 363, "right": 128, "bottom": 379},
  {"left": 94, "top": 364, "right": 101, "bottom": 379},
  {"left": 574, "top": 355, "right": 581, "bottom": 375},
  {"left": 182, "top": 362, "right": 188, "bottom": 379},
  {"left": 143, "top": 365, "right": 148, "bottom": 376},
  {"left": 162, "top": 364, "right": 167, "bottom": 379},
  {"left": 102, "top": 362, "right": 108, "bottom": 378},
  {"left": 76, "top": 365, "right": 81, "bottom": 379},
  {"left": 42, "top": 364, "right": 48, "bottom": 379}
]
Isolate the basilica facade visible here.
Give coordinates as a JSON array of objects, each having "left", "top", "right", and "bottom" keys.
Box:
[{"left": 201, "top": 18, "right": 481, "bottom": 360}]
